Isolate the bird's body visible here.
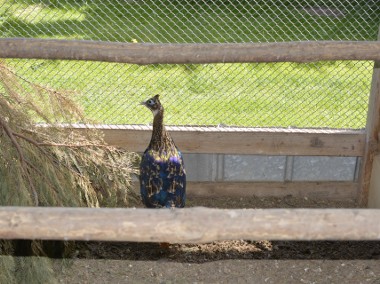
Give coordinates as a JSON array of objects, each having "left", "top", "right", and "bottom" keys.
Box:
[{"left": 139, "top": 95, "right": 186, "bottom": 208}]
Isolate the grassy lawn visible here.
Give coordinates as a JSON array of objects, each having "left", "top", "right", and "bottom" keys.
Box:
[{"left": 1, "top": 1, "right": 379, "bottom": 128}]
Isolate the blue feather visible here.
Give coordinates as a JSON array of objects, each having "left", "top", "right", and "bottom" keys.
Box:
[{"left": 140, "top": 147, "right": 186, "bottom": 208}]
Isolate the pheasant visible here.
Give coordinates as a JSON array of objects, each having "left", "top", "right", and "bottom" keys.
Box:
[{"left": 139, "top": 95, "right": 186, "bottom": 208}]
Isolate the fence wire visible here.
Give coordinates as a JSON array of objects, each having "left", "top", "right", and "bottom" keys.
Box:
[{"left": 1, "top": 0, "right": 379, "bottom": 129}]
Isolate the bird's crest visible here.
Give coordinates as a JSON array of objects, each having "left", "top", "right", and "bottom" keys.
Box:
[{"left": 141, "top": 94, "right": 162, "bottom": 116}]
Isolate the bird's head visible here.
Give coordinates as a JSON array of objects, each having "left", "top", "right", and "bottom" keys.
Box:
[{"left": 141, "top": 94, "right": 163, "bottom": 116}]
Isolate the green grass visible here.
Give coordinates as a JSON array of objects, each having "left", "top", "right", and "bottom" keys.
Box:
[
  {"left": 1, "top": 1, "right": 379, "bottom": 128},
  {"left": 4, "top": 59, "right": 372, "bottom": 128},
  {"left": 1, "top": 0, "right": 378, "bottom": 42}
]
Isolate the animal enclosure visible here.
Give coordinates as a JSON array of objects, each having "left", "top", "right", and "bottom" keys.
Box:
[
  {"left": 0, "top": 39, "right": 380, "bottom": 243},
  {"left": 0, "top": 0, "right": 380, "bottom": 243}
]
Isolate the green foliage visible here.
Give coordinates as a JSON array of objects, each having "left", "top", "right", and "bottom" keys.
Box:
[
  {"left": 14, "top": 256, "right": 57, "bottom": 284},
  {"left": 0, "top": 256, "right": 16, "bottom": 284}
]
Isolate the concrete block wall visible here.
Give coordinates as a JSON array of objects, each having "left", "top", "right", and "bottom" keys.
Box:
[{"left": 183, "top": 154, "right": 360, "bottom": 182}]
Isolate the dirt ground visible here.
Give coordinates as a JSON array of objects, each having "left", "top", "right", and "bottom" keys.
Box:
[{"left": 50, "top": 195, "right": 380, "bottom": 283}]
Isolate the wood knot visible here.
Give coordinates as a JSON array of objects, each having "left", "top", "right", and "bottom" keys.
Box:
[{"left": 310, "top": 137, "right": 324, "bottom": 148}]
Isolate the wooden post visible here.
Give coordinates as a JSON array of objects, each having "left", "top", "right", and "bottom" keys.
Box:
[
  {"left": 368, "top": 156, "right": 380, "bottom": 207},
  {"left": 363, "top": 59, "right": 380, "bottom": 207},
  {"left": 358, "top": 26, "right": 380, "bottom": 207}
]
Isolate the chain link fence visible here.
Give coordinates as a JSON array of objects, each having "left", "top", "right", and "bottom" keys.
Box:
[
  {"left": 1, "top": 0, "right": 379, "bottom": 128},
  {"left": 0, "top": 2, "right": 379, "bottom": 281}
]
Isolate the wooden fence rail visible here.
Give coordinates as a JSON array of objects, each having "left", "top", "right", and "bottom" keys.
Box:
[
  {"left": 1, "top": 38, "right": 380, "bottom": 64},
  {"left": 71, "top": 125, "right": 366, "bottom": 156},
  {"left": 1, "top": 207, "right": 380, "bottom": 242}
]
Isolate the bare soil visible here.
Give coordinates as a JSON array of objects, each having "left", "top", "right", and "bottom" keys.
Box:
[{"left": 53, "top": 196, "right": 380, "bottom": 283}]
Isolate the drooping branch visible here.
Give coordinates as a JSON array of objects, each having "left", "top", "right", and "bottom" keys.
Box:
[
  {"left": 0, "top": 115, "right": 39, "bottom": 205},
  {"left": 0, "top": 62, "right": 138, "bottom": 208}
]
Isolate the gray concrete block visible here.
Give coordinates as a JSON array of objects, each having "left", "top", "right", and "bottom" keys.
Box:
[
  {"left": 183, "top": 153, "right": 217, "bottom": 181},
  {"left": 292, "top": 156, "right": 357, "bottom": 181},
  {"left": 223, "top": 155, "right": 286, "bottom": 181}
]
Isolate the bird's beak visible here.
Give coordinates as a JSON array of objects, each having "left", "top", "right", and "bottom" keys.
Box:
[{"left": 140, "top": 101, "right": 146, "bottom": 106}]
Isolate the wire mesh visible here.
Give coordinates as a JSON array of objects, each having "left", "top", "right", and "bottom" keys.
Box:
[{"left": 0, "top": 0, "right": 379, "bottom": 129}]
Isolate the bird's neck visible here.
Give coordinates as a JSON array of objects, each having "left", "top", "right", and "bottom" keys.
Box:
[{"left": 149, "top": 110, "right": 173, "bottom": 151}]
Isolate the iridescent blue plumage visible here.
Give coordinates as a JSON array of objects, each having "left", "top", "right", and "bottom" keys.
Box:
[{"left": 139, "top": 95, "right": 186, "bottom": 208}]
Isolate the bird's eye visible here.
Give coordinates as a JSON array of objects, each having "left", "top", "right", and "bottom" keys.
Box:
[{"left": 148, "top": 99, "right": 154, "bottom": 105}]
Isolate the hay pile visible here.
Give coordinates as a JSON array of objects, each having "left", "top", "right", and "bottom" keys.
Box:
[{"left": 0, "top": 61, "right": 139, "bottom": 282}]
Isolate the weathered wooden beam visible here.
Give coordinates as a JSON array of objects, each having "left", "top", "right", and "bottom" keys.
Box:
[
  {"left": 0, "top": 207, "right": 379, "bottom": 242},
  {"left": 358, "top": 27, "right": 380, "bottom": 206},
  {"left": 131, "top": 181, "right": 357, "bottom": 201},
  {"left": 186, "top": 181, "right": 358, "bottom": 201},
  {"left": 368, "top": 155, "right": 380, "bottom": 208},
  {"left": 359, "top": 63, "right": 380, "bottom": 206},
  {"left": 70, "top": 125, "right": 365, "bottom": 156},
  {"left": 1, "top": 38, "right": 380, "bottom": 64},
  {"left": 358, "top": 64, "right": 380, "bottom": 206}
]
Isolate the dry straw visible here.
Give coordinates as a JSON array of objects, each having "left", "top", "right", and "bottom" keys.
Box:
[{"left": 0, "top": 61, "right": 139, "bottom": 282}]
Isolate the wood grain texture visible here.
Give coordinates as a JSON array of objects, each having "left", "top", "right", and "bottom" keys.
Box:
[
  {"left": 0, "top": 207, "right": 379, "bottom": 242},
  {"left": 1, "top": 38, "right": 380, "bottom": 64},
  {"left": 358, "top": 28, "right": 380, "bottom": 206},
  {"left": 70, "top": 125, "right": 365, "bottom": 156},
  {"left": 359, "top": 67, "right": 380, "bottom": 205},
  {"left": 368, "top": 155, "right": 380, "bottom": 208},
  {"left": 185, "top": 181, "right": 358, "bottom": 201}
]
